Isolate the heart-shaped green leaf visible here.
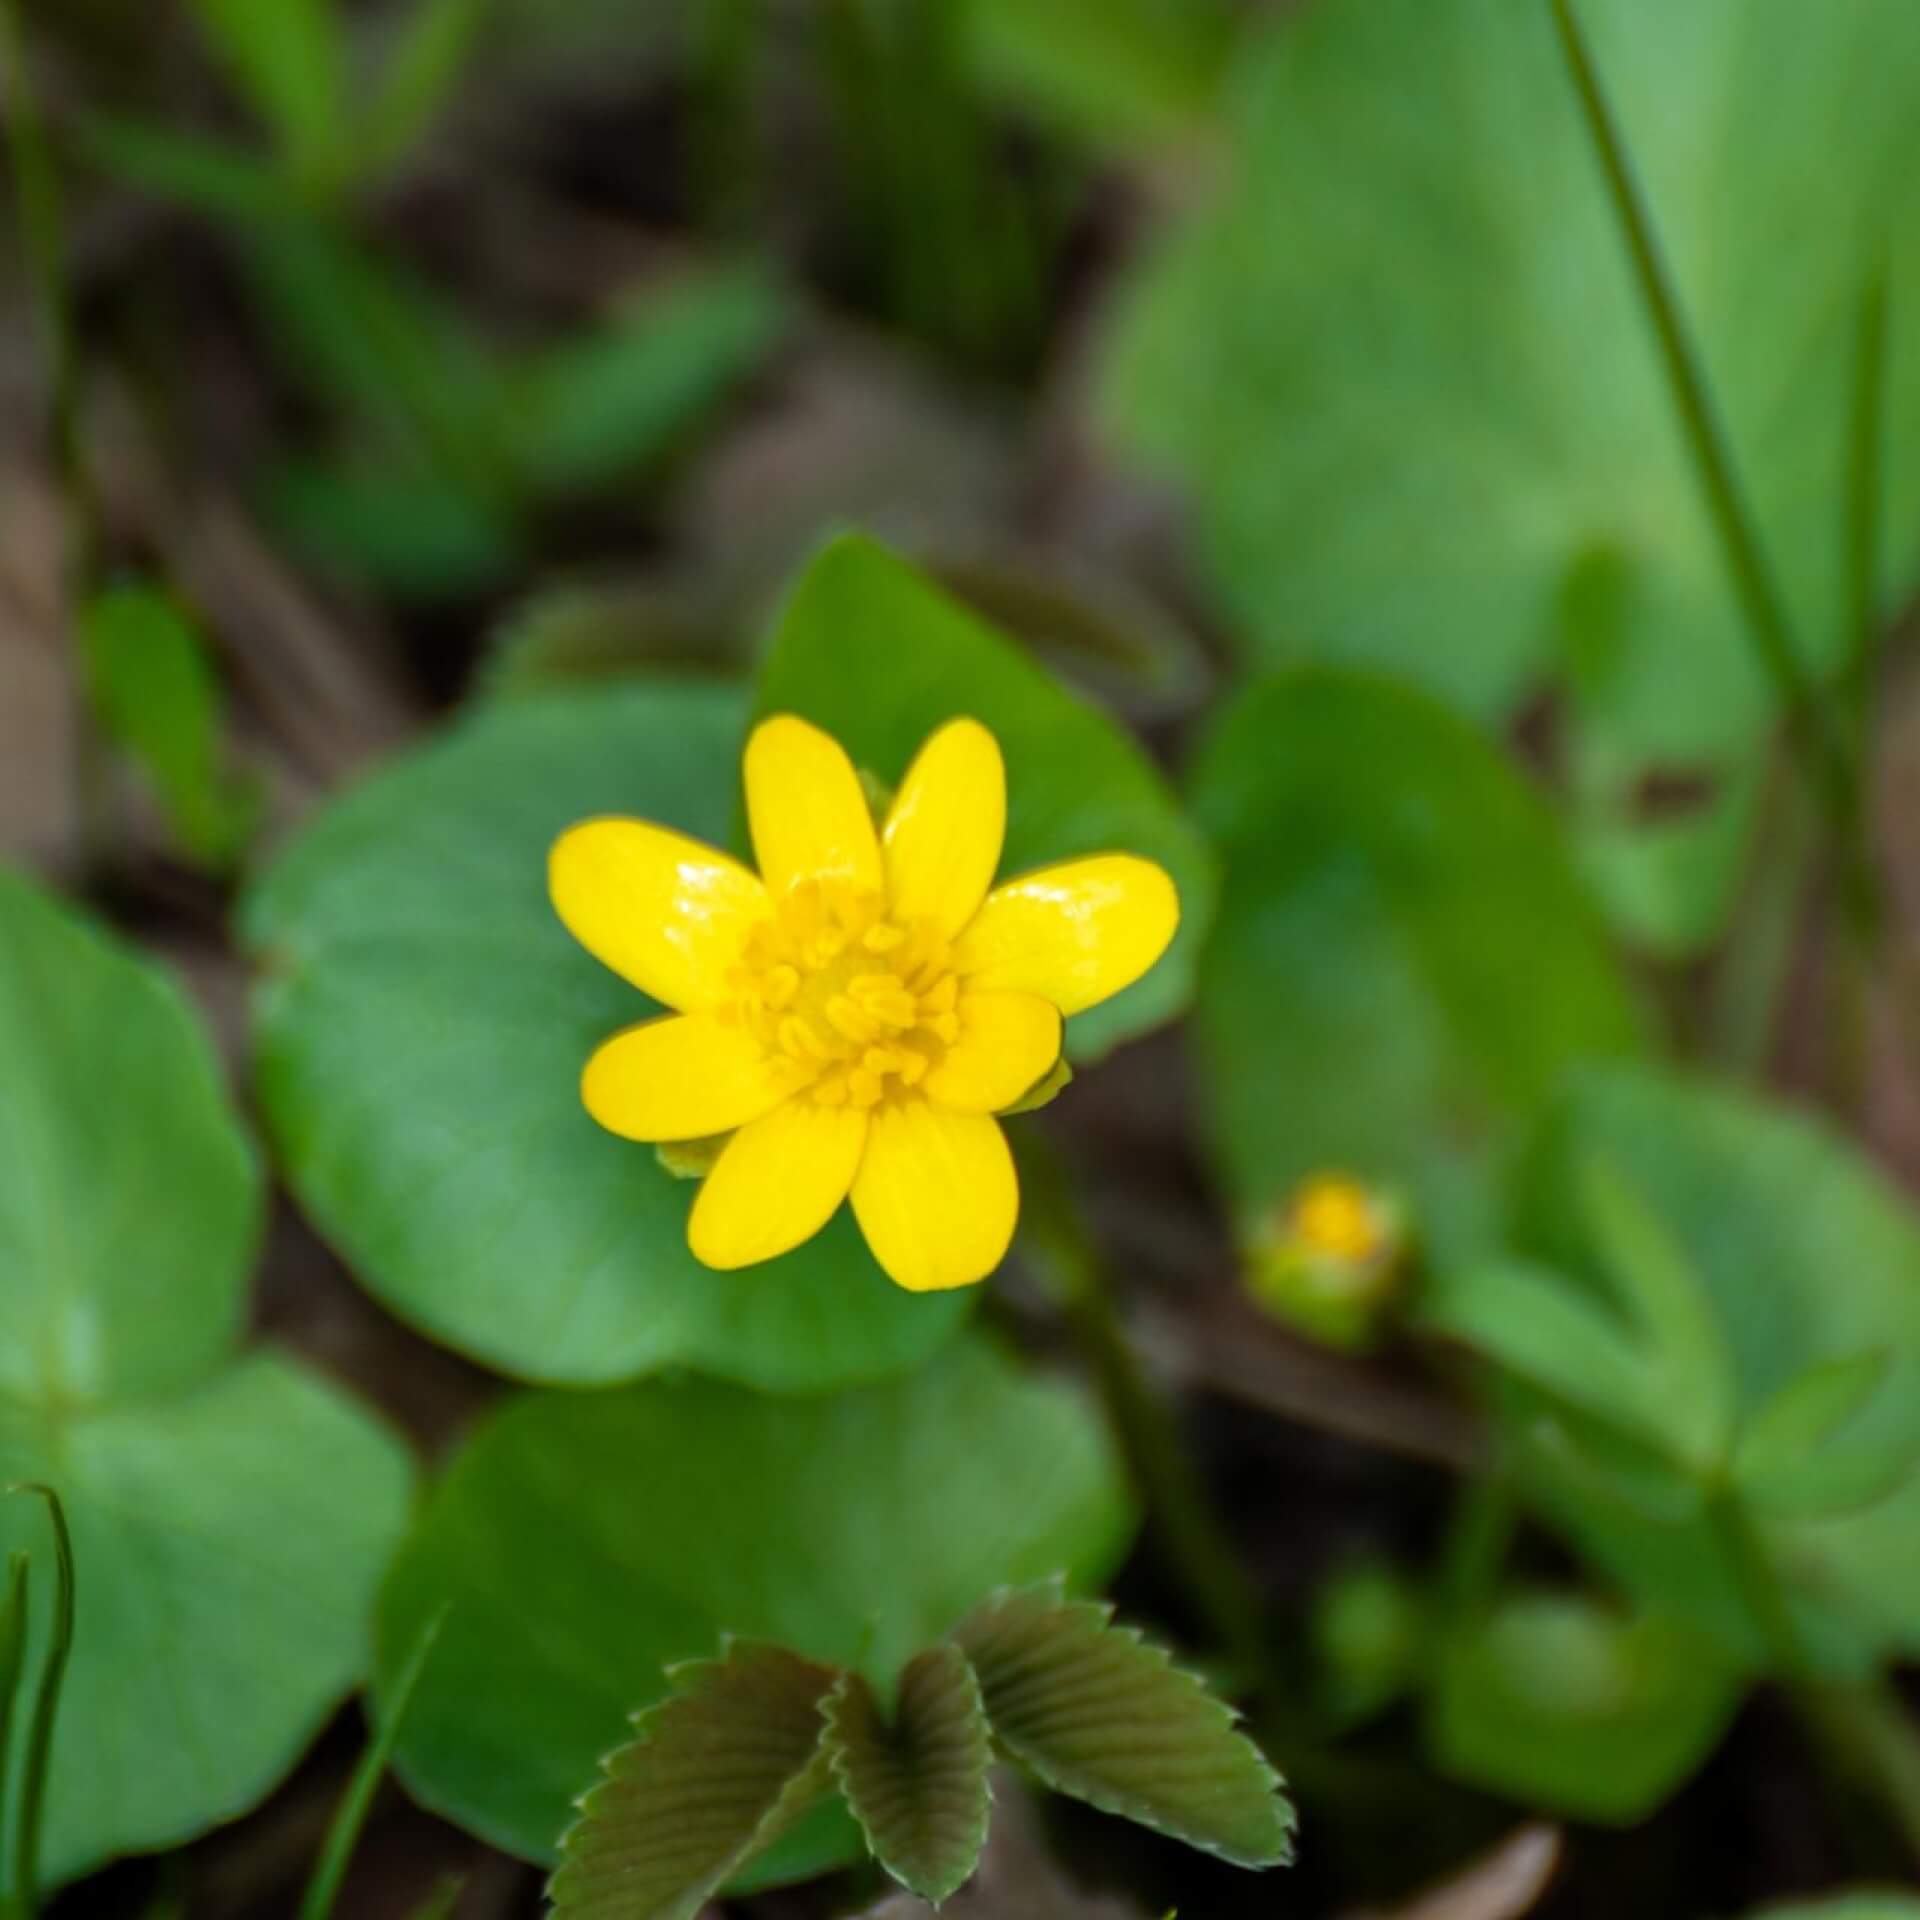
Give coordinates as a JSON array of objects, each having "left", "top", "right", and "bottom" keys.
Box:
[
  {"left": 1734, "top": 1352, "right": 1917, "bottom": 1520},
  {"left": 1102, "top": 0, "right": 1920, "bottom": 949},
  {"left": 0, "top": 869, "right": 413, "bottom": 1886},
  {"left": 1426, "top": 1591, "right": 1742, "bottom": 1821},
  {"left": 244, "top": 680, "right": 973, "bottom": 1387},
  {"left": 754, "top": 532, "right": 1217, "bottom": 1061},
  {"left": 376, "top": 1334, "right": 1133, "bottom": 1880},
  {"left": 1190, "top": 669, "right": 1643, "bottom": 1268},
  {"left": 826, "top": 1645, "right": 993, "bottom": 1904},
  {"left": 953, "top": 1585, "right": 1292, "bottom": 1868},
  {"left": 551, "top": 1642, "right": 839, "bottom": 1920},
  {"left": 1506, "top": 1065, "right": 1920, "bottom": 1673}
]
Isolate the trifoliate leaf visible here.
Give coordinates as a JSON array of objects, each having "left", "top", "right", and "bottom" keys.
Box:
[
  {"left": 550, "top": 1641, "right": 839, "bottom": 1920},
  {"left": 953, "top": 1586, "right": 1292, "bottom": 1868},
  {"left": 826, "top": 1646, "right": 993, "bottom": 1904}
]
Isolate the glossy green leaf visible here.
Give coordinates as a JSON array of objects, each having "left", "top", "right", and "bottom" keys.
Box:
[
  {"left": 0, "top": 873, "right": 413, "bottom": 1889},
  {"left": 826, "top": 1646, "right": 992, "bottom": 1903},
  {"left": 1190, "top": 669, "right": 1643, "bottom": 1266},
  {"left": 508, "top": 267, "right": 787, "bottom": 500},
  {"left": 1426, "top": 1591, "right": 1741, "bottom": 1821},
  {"left": 755, "top": 533, "right": 1217, "bottom": 1060},
  {"left": 376, "top": 1334, "right": 1134, "bottom": 1874},
  {"left": 1102, "top": 0, "right": 1920, "bottom": 948},
  {"left": 245, "top": 680, "right": 975, "bottom": 1386},
  {"left": 1506, "top": 1066, "right": 1920, "bottom": 1673},
  {"left": 187, "top": 0, "right": 346, "bottom": 183},
  {"left": 954, "top": 1585, "right": 1292, "bottom": 1868},
  {"left": 80, "top": 582, "right": 257, "bottom": 868},
  {"left": 551, "top": 1642, "right": 839, "bottom": 1920}
]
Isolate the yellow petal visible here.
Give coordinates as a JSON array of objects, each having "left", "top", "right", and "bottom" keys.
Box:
[
  {"left": 851, "top": 1102, "right": 1017, "bottom": 1292},
  {"left": 745, "top": 714, "right": 883, "bottom": 898},
  {"left": 581, "top": 1013, "right": 789, "bottom": 1143},
  {"left": 923, "top": 990, "right": 1061, "bottom": 1114},
  {"left": 883, "top": 718, "right": 1006, "bottom": 937},
  {"left": 953, "top": 855, "right": 1179, "bottom": 1016},
  {"left": 551, "top": 818, "right": 768, "bottom": 1012},
  {"left": 689, "top": 1098, "right": 868, "bottom": 1270}
]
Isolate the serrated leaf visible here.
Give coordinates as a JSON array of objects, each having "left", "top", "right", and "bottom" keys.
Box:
[
  {"left": 953, "top": 1586, "right": 1292, "bottom": 1868},
  {"left": 550, "top": 1642, "right": 839, "bottom": 1920},
  {"left": 826, "top": 1646, "right": 992, "bottom": 1904}
]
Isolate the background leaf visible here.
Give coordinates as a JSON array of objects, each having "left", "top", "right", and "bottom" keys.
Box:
[
  {"left": 186, "top": 0, "right": 346, "bottom": 184},
  {"left": 551, "top": 1642, "right": 838, "bottom": 1920},
  {"left": 954, "top": 1585, "right": 1292, "bottom": 1867},
  {"left": 754, "top": 532, "right": 1217, "bottom": 1060},
  {"left": 1101, "top": 0, "right": 1920, "bottom": 952},
  {"left": 826, "top": 1645, "right": 992, "bottom": 1903},
  {"left": 1426, "top": 1591, "right": 1742, "bottom": 1822},
  {"left": 244, "top": 680, "right": 973, "bottom": 1387},
  {"left": 1190, "top": 669, "right": 1643, "bottom": 1267},
  {"left": 1503, "top": 1066, "right": 1920, "bottom": 1673},
  {"left": 79, "top": 582, "right": 257, "bottom": 869},
  {"left": 0, "top": 869, "right": 413, "bottom": 1888},
  {"left": 375, "top": 1334, "right": 1134, "bottom": 1875}
]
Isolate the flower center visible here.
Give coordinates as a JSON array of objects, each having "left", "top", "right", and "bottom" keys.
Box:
[{"left": 725, "top": 877, "right": 962, "bottom": 1109}]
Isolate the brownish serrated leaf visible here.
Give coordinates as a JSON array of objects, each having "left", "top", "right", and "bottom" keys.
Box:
[
  {"left": 954, "top": 1585, "right": 1293, "bottom": 1869},
  {"left": 549, "top": 1641, "right": 838, "bottom": 1919},
  {"left": 826, "top": 1645, "right": 992, "bottom": 1904}
]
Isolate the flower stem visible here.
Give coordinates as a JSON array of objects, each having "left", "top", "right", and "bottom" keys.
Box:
[
  {"left": 1016, "top": 1138, "right": 1272, "bottom": 1693},
  {"left": 1707, "top": 1482, "right": 1920, "bottom": 1865},
  {"left": 1547, "top": 0, "right": 1884, "bottom": 952}
]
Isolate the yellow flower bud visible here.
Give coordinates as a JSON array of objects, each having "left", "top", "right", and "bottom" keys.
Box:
[{"left": 1244, "top": 1173, "right": 1409, "bottom": 1351}]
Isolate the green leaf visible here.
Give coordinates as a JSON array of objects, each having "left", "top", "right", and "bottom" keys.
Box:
[
  {"left": 1505, "top": 1066, "right": 1920, "bottom": 1673},
  {"left": 506, "top": 267, "right": 788, "bottom": 501},
  {"left": 1190, "top": 669, "right": 1643, "bottom": 1267},
  {"left": 550, "top": 1642, "right": 839, "bottom": 1920},
  {"left": 0, "top": 868, "right": 414, "bottom": 1886},
  {"left": 1578, "top": 1155, "right": 1738, "bottom": 1471},
  {"left": 362, "top": 0, "right": 489, "bottom": 180},
  {"left": 79, "top": 582, "right": 258, "bottom": 868},
  {"left": 376, "top": 1334, "right": 1133, "bottom": 1875},
  {"left": 243, "top": 680, "right": 973, "bottom": 1387},
  {"left": 1426, "top": 1591, "right": 1741, "bottom": 1822},
  {"left": 78, "top": 114, "right": 298, "bottom": 222},
  {"left": 1734, "top": 1352, "right": 1918, "bottom": 1522},
  {"left": 1101, "top": 0, "right": 1920, "bottom": 951},
  {"left": 186, "top": 0, "right": 347, "bottom": 184},
  {"left": 755, "top": 532, "right": 1217, "bottom": 1060},
  {"left": 0, "top": 868, "right": 255, "bottom": 1402},
  {"left": 826, "top": 1646, "right": 992, "bottom": 1904},
  {"left": 953, "top": 1585, "right": 1292, "bottom": 1868},
  {"left": 963, "top": 0, "right": 1234, "bottom": 147}
]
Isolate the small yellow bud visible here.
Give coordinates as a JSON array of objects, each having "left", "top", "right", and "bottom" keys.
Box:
[{"left": 1244, "top": 1173, "right": 1408, "bottom": 1351}]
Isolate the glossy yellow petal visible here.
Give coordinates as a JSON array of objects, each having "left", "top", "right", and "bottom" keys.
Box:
[
  {"left": 581, "top": 1014, "right": 789, "bottom": 1143},
  {"left": 689, "top": 1098, "right": 868, "bottom": 1270},
  {"left": 551, "top": 818, "right": 768, "bottom": 1012},
  {"left": 745, "top": 713, "right": 883, "bottom": 898},
  {"left": 851, "top": 1102, "right": 1017, "bottom": 1292},
  {"left": 953, "top": 855, "right": 1179, "bottom": 1016},
  {"left": 923, "top": 990, "right": 1062, "bottom": 1114},
  {"left": 882, "top": 718, "right": 1005, "bottom": 936}
]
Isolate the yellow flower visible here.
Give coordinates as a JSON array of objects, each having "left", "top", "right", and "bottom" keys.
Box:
[{"left": 550, "top": 713, "right": 1179, "bottom": 1292}]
